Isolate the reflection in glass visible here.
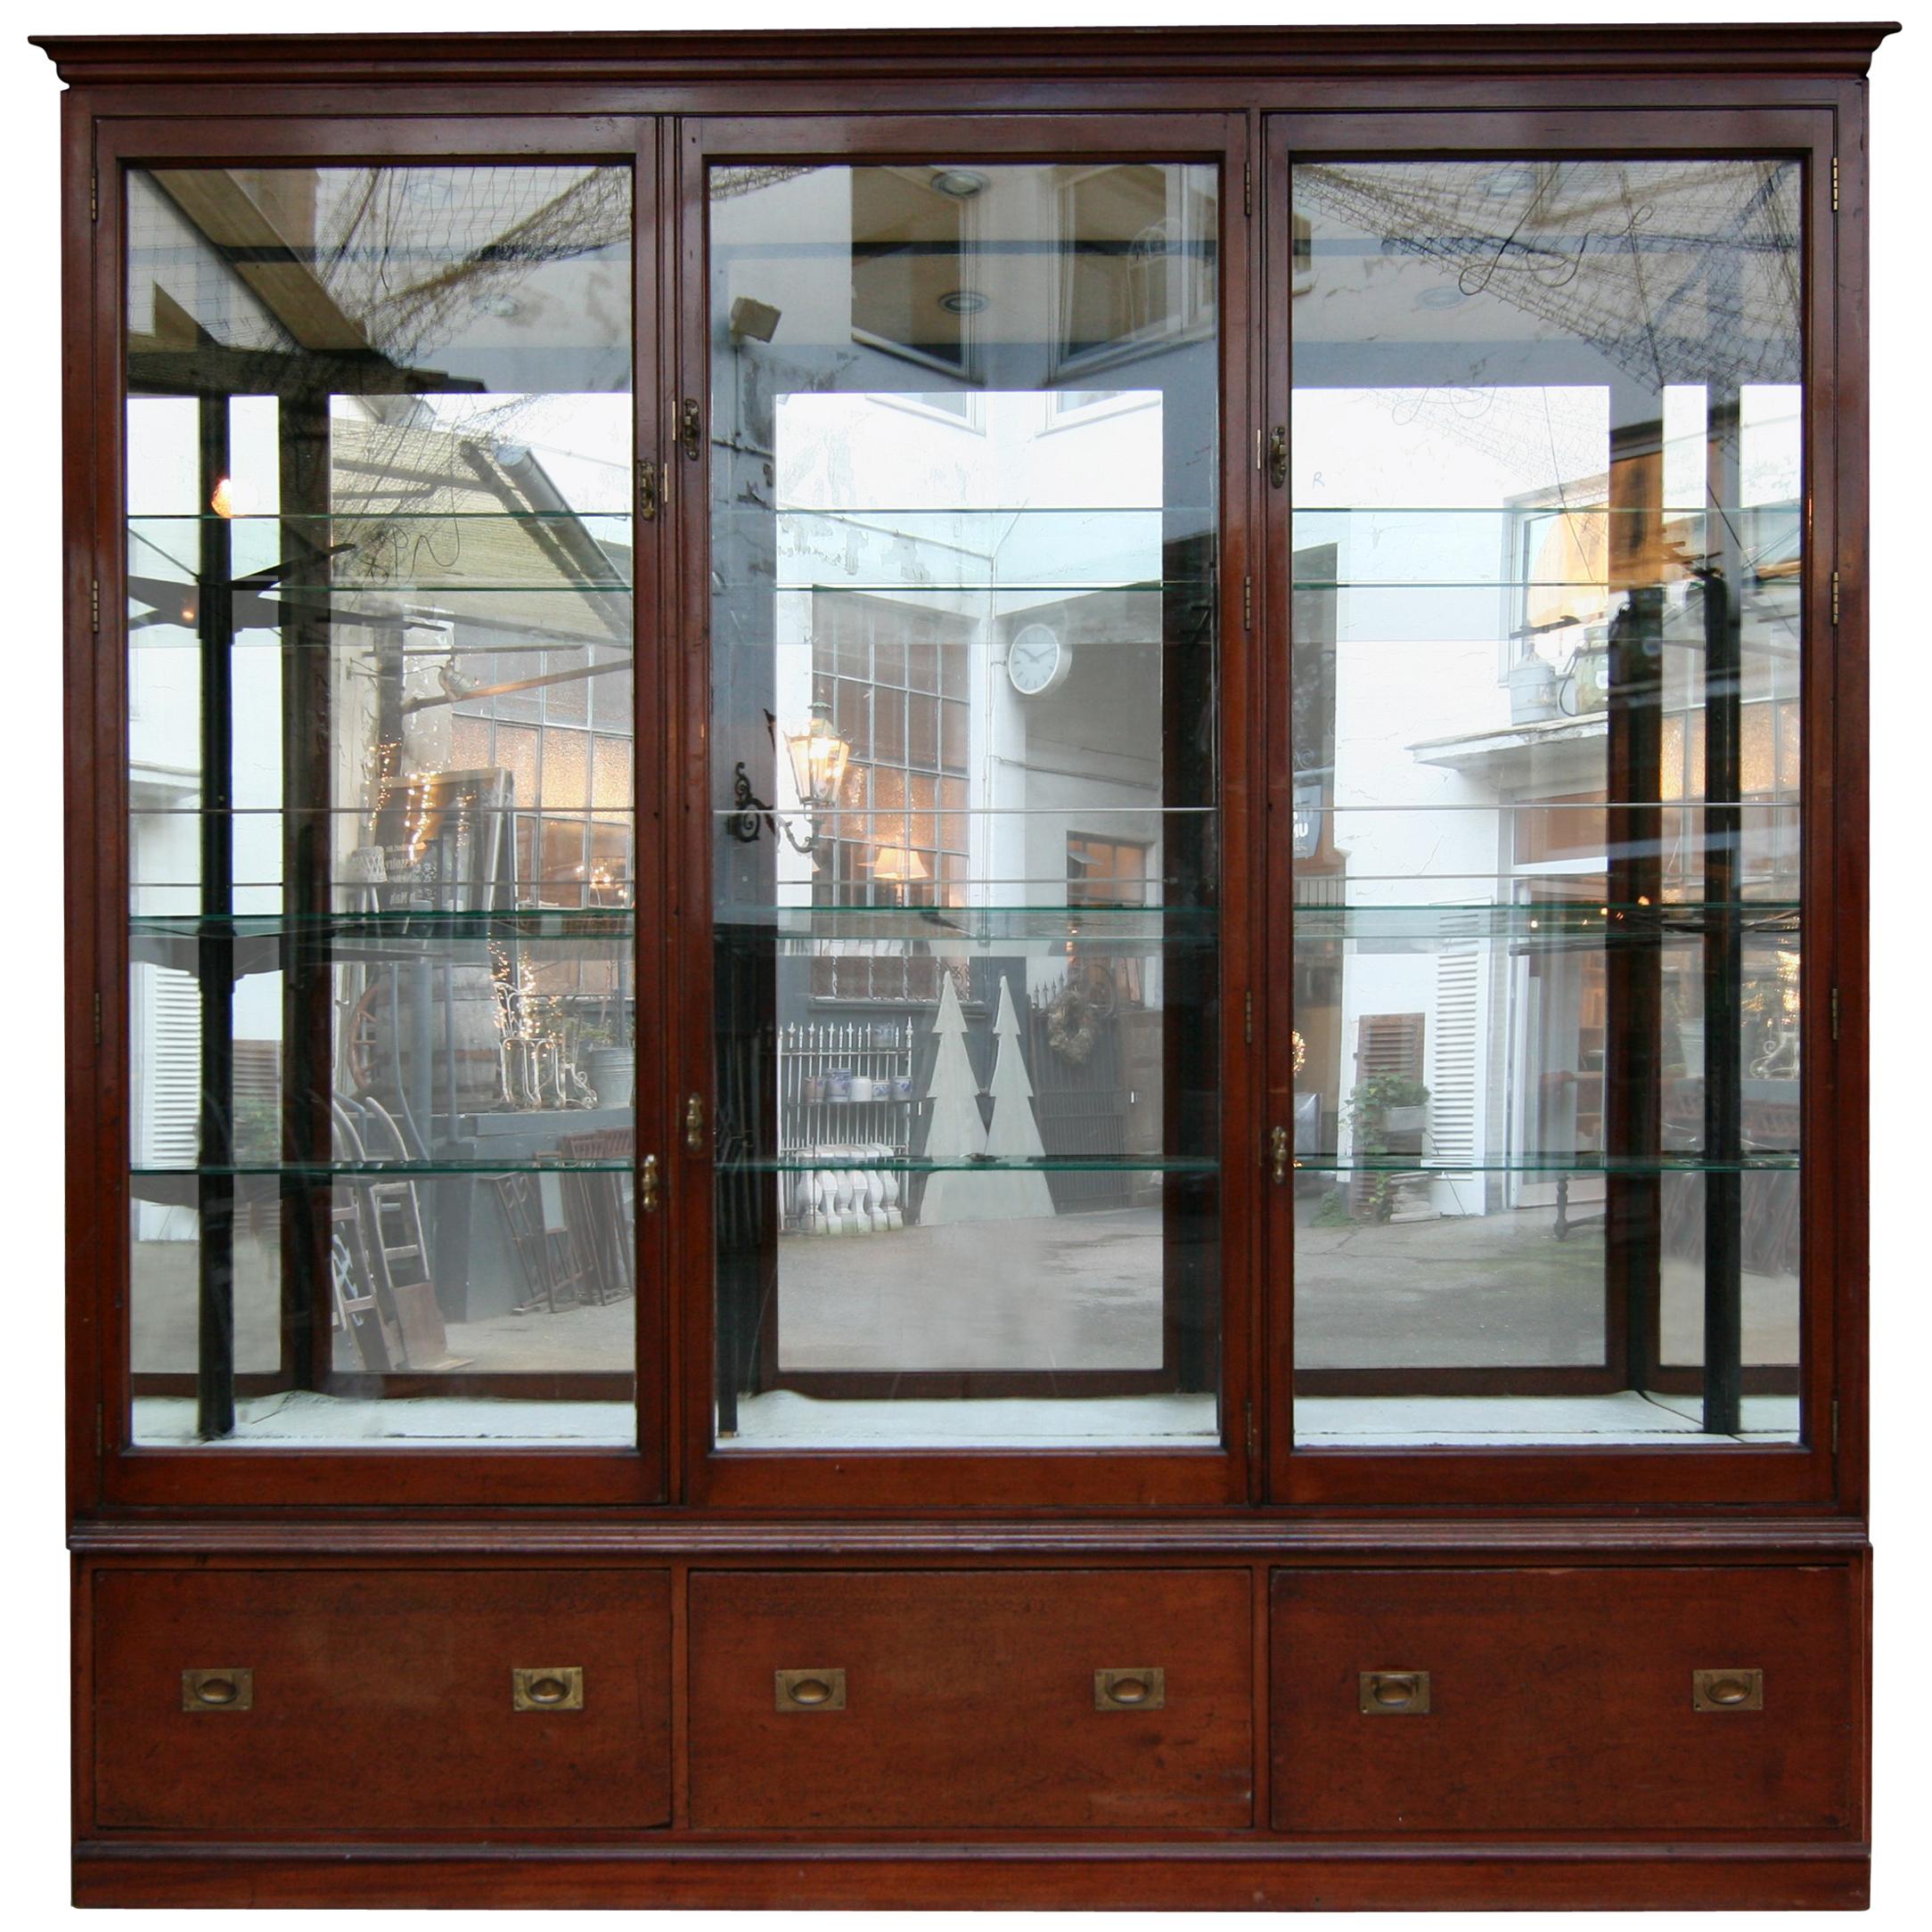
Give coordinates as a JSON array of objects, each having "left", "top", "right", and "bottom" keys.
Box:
[
  {"left": 125, "top": 165, "right": 635, "bottom": 1445},
  {"left": 709, "top": 162, "right": 1221, "bottom": 1449},
  {"left": 1290, "top": 160, "right": 1803, "bottom": 1446}
]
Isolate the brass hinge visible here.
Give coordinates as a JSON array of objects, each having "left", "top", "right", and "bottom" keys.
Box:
[
  {"left": 1831, "top": 155, "right": 1839, "bottom": 213},
  {"left": 1243, "top": 160, "right": 1252, "bottom": 218},
  {"left": 1831, "top": 986, "right": 1840, "bottom": 1042},
  {"left": 91, "top": 577, "right": 100, "bottom": 634},
  {"left": 1243, "top": 575, "right": 1252, "bottom": 631},
  {"left": 1830, "top": 570, "right": 1840, "bottom": 626},
  {"left": 636, "top": 457, "right": 659, "bottom": 522},
  {"left": 1245, "top": 1397, "right": 1257, "bottom": 1463},
  {"left": 90, "top": 167, "right": 99, "bottom": 223},
  {"left": 1244, "top": 989, "right": 1253, "bottom": 1044}
]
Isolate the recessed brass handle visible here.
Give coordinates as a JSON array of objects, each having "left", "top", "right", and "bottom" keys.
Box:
[
  {"left": 1693, "top": 1667, "right": 1763, "bottom": 1712},
  {"left": 680, "top": 397, "right": 702, "bottom": 463},
  {"left": 775, "top": 1667, "right": 846, "bottom": 1712},
  {"left": 684, "top": 1093, "right": 705, "bottom": 1154},
  {"left": 182, "top": 1668, "right": 252, "bottom": 1712},
  {"left": 641, "top": 1152, "right": 660, "bottom": 1212},
  {"left": 1270, "top": 1124, "right": 1289, "bottom": 1185},
  {"left": 1094, "top": 1666, "right": 1166, "bottom": 1711},
  {"left": 1268, "top": 423, "right": 1288, "bottom": 489},
  {"left": 1360, "top": 1669, "right": 1430, "bottom": 1715},
  {"left": 512, "top": 1666, "right": 585, "bottom": 1712}
]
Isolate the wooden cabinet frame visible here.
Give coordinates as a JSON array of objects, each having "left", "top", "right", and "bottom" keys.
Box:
[{"left": 38, "top": 22, "right": 1889, "bottom": 1912}]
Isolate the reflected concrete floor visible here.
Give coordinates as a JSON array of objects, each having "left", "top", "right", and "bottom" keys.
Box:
[
  {"left": 131, "top": 1199, "right": 1800, "bottom": 1386},
  {"left": 131, "top": 1239, "right": 634, "bottom": 1377},
  {"left": 1294, "top": 1206, "right": 1799, "bottom": 1370}
]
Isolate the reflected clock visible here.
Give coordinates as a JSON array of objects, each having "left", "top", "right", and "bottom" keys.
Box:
[{"left": 1006, "top": 621, "right": 1073, "bottom": 697}]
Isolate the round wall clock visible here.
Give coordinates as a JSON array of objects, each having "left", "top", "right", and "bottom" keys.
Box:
[{"left": 1006, "top": 621, "right": 1073, "bottom": 697}]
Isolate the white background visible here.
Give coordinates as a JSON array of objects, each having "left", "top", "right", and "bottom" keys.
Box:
[{"left": 1, "top": 2, "right": 1922, "bottom": 1924}]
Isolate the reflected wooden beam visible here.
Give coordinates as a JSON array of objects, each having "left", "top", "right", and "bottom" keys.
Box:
[{"left": 150, "top": 168, "right": 371, "bottom": 353}]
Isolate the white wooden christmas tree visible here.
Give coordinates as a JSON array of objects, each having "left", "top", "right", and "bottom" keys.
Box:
[
  {"left": 913, "top": 970, "right": 985, "bottom": 1226},
  {"left": 977, "top": 976, "right": 1056, "bottom": 1220}
]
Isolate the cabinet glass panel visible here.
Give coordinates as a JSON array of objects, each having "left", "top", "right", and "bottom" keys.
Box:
[
  {"left": 125, "top": 164, "right": 637, "bottom": 1445},
  {"left": 1289, "top": 160, "right": 1803, "bottom": 1446},
  {"left": 708, "top": 161, "right": 1221, "bottom": 1450}
]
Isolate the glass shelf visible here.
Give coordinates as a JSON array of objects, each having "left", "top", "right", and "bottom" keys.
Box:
[
  {"left": 1294, "top": 902, "right": 1799, "bottom": 939},
  {"left": 718, "top": 577, "right": 1191, "bottom": 596},
  {"left": 129, "top": 510, "right": 634, "bottom": 524},
  {"left": 1293, "top": 1154, "right": 1799, "bottom": 1175},
  {"left": 725, "top": 904, "right": 1215, "bottom": 944},
  {"left": 130, "top": 908, "right": 635, "bottom": 939},
  {"left": 134, "top": 1158, "right": 634, "bottom": 1180},
  {"left": 732, "top": 1154, "right": 1220, "bottom": 1175}
]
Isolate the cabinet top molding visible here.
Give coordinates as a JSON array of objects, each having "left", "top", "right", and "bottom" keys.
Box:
[{"left": 31, "top": 22, "right": 1902, "bottom": 89}]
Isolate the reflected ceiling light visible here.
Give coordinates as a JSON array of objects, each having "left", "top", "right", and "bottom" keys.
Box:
[
  {"left": 929, "top": 168, "right": 989, "bottom": 199},
  {"left": 937, "top": 289, "right": 988, "bottom": 315},
  {"left": 209, "top": 477, "right": 235, "bottom": 518}
]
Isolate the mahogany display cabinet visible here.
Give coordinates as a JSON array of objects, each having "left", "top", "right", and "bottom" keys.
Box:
[{"left": 39, "top": 21, "right": 1893, "bottom": 1911}]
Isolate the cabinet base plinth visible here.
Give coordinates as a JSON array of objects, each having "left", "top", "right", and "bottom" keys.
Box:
[{"left": 72, "top": 1843, "right": 1871, "bottom": 1912}]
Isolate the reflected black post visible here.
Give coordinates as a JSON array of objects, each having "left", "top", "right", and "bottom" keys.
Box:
[
  {"left": 1161, "top": 315, "right": 1219, "bottom": 1397},
  {"left": 196, "top": 396, "right": 237, "bottom": 1438},
  {"left": 1603, "top": 406, "right": 1665, "bottom": 1393},
  {"left": 279, "top": 392, "right": 333, "bottom": 1392},
  {"left": 1701, "top": 396, "right": 1745, "bottom": 1435}
]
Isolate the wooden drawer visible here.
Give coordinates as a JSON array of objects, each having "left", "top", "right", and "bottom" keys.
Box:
[
  {"left": 1271, "top": 1565, "right": 1860, "bottom": 1836},
  {"left": 689, "top": 1568, "right": 1253, "bottom": 1830},
  {"left": 92, "top": 1567, "right": 672, "bottom": 1833}
]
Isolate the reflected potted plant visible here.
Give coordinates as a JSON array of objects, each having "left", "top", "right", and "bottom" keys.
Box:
[
  {"left": 1345, "top": 1073, "right": 1430, "bottom": 1148},
  {"left": 576, "top": 1011, "right": 635, "bottom": 1111}
]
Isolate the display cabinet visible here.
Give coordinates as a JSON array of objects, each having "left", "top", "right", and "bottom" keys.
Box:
[{"left": 41, "top": 22, "right": 1890, "bottom": 1911}]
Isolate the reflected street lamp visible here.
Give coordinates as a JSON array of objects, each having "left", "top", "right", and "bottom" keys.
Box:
[{"left": 726, "top": 701, "right": 852, "bottom": 855}]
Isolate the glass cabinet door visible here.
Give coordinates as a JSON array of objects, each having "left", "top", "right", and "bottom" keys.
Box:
[
  {"left": 1282, "top": 150, "right": 1810, "bottom": 1454},
  {"left": 696, "top": 139, "right": 1233, "bottom": 1476},
  {"left": 121, "top": 151, "right": 651, "bottom": 1472}
]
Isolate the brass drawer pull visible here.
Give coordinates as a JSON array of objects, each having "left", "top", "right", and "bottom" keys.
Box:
[
  {"left": 775, "top": 1667, "right": 846, "bottom": 1712},
  {"left": 1693, "top": 1667, "right": 1763, "bottom": 1712},
  {"left": 1094, "top": 1666, "right": 1166, "bottom": 1711},
  {"left": 182, "top": 1668, "right": 252, "bottom": 1712},
  {"left": 512, "top": 1666, "right": 585, "bottom": 1712},
  {"left": 1360, "top": 1670, "right": 1430, "bottom": 1715}
]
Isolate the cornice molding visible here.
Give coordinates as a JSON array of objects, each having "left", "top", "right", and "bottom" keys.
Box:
[{"left": 31, "top": 24, "right": 1903, "bottom": 90}]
